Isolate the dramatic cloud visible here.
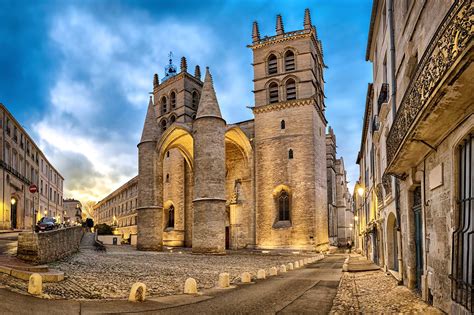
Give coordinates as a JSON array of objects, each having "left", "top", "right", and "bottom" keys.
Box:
[
  {"left": 1, "top": 1, "right": 372, "bottom": 203},
  {"left": 34, "top": 7, "right": 221, "bottom": 201}
]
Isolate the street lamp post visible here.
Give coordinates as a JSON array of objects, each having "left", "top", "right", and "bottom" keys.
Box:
[{"left": 28, "top": 184, "right": 38, "bottom": 232}]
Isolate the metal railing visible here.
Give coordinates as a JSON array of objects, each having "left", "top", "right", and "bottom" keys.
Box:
[{"left": 450, "top": 133, "right": 473, "bottom": 312}]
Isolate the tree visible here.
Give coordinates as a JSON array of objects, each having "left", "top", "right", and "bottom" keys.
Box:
[{"left": 83, "top": 200, "right": 97, "bottom": 220}]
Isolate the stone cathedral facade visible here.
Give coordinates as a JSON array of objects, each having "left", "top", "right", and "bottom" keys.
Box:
[{"left": 137, "top": 9, "right": 329, "bottom": 253}]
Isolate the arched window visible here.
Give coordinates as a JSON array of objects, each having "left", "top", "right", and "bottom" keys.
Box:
[
  {"left": 166, "top": 174, "right": 170, "bottom": 183},
  {"left": 161, "top": 119, "right": 167, "bottom": 132},
  {"left": 192, "top": 91, "right": 199, "bottom": 108},
  {"left": 192, "top": 114, "right": 196, "bottom": 120},
  {"left": 286, "top": 79, "right": 296, "bottom": 100},
  {"left": 167, "top": 205, "right": 175, "bottom": 228},
  {"left": 170, "top": 115, "right": 176, "bottom": 123},
  {"left": 278, "top": 190, "right": 290, "bottom": 221},
  {"left": 284, "top": 50, "right": 295, "bottom": 71},
  {"left": 267, "top": 54, "right": 278, "bottom": 75},
  {"left": 280, "top": 120, "right": 286, "bottom": 129},
  {"left": 161, "top": 96, "right": 167, "bottom": 114},
  {"left": 269, "top": 82, "right": 279, "bottom": 103},
  {"left": 288, "top": 149, "right": 293, "bottom": 159},
  {"left": 166, "top": 151, "right": 170, "bottom": 158},
  {"left": 170, "top": 92, "right": 176, "bottom": 109}
]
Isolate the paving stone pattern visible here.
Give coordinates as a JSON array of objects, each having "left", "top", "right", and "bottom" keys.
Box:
[
  {"left": 1, "top": 246, "right": 317, "bottom": 300},
  {"left": 330, "top": 270, "right": 443, "bottom": 314}
]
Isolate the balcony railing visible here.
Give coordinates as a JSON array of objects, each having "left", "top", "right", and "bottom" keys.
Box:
[
  {"left": 0, "top": 160, "right": 32, "bottom": 185},
  {"left": 385, "top": 0, "right": 472, "bottom": 170}
]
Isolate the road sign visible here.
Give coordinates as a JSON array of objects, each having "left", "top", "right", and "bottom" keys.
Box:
[{"left": 29, "top": 184, "right": 38, "bottom": 194}]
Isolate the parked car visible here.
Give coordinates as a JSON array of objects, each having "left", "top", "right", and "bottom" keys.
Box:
[{"left": 35, "top": 217, "right": 57, "bottom": 232}]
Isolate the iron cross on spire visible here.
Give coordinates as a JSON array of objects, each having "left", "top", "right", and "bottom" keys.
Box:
[{"left": 168, "top": 51, "right": 173, "bottom": 64}]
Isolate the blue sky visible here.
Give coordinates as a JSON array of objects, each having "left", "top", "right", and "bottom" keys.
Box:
[{"left": 0, "top": 0, "right": 372, "bottom": 202}]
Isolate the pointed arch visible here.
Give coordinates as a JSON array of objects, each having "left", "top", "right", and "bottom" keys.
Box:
[
  {"left": 157, "top": 124, "right": 194, "bottom": 170},
  {"left": 284, "top": 49, "right": 296, "bottom": 71},
  {"left": 225, "top": 126, "right": 253, "bottom": 164},
  {"left": 267, "top": 53, "right": 278, "bottom": 75},
  {"left": 191, "top": 90, "right": 200, "bottom": 108},
  {"left": 161, "top": 96, "right": 168, "bottom": 114},
  {"left": 267, "top": 81, "right": 280, "bottom": 104},
  {"left": 170, "top": 90, "right": 177, "bottom": 109}
]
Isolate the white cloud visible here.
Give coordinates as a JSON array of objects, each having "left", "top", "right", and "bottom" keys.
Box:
[{"left": 34, "top": 7, "right": 221, "bottom": 203}]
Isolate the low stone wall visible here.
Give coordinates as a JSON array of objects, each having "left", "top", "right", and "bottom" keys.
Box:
[{"left": 17, "top": 227, "right": 83, "bottom": 265}]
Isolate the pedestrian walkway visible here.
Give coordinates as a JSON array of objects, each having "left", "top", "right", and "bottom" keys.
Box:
[
  {"left": 80, "top": 232, "right": 96, "bottom": 249},
  {"left": 345, "top": 254, "right": 380, "bottom": 272},
  {"left": 0, "top": 254, "right": 346, "bottom": 314},
  {"left": 330, "top": 256, "right": 442, "bottom": 314}
]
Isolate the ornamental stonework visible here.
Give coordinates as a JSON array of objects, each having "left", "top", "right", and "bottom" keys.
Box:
[{"left": 386, "top": 0, "right": 473, "bottom": 167}]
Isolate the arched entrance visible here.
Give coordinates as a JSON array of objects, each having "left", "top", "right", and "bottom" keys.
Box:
[
  {"left": 386, "top": 212, "right": 398, "bottom": 271},
  {"left": 157, "top": 125, "right": 194, "bottom": 248},
  {"left": 10, "top": 197, "right": 17, "bottom": 229},
  {"left": 225, "top": 127, "right": 252, "bottom": 249}
]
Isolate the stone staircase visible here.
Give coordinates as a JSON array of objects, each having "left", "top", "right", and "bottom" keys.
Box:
[{"left": 80, "top": 232, "right": 96, "bottom": 249}]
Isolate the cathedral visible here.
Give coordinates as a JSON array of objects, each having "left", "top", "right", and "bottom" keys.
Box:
[{"left": 137, "top": 9, "right": 330, "bottom": 253}]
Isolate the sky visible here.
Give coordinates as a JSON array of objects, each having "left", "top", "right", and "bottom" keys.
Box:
[{"left": 0, "top": 0, "right": 372, "bottom": 203}]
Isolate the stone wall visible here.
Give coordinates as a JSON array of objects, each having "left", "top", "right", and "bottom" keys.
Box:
[{"left": 17, "top": 226, "right": 83, "bottom": 265}]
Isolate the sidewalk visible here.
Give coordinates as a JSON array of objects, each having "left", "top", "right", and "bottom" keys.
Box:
[{"left": 330, "top": 254, "right": 442, "bottom": 314}]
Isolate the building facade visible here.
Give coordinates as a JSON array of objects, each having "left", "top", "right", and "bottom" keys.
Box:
[
  {"left": 0, "top": 103, "right": 64, "bottom": 230},
  {"left": 63, "top": 198, "right": 83, "bottom": 225},
  {"left": 94, "top": 176, "right": 138, "bottom": 240},
  {"left": 356, "top": 0, "right": 473, "bottom": 313},
  {"left": 136, "top": 9, "right": 330, "bottom": 253},
  {"left": 326, "top": 127, "right": 353, "bottom": 246}
]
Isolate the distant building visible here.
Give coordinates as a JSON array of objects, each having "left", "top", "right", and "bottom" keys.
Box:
[
  {"left": 326, "top": 127, "right": 353, "bottom": 246},
  {"left": 63, "top": 198, "right": 82, "bottom": 225},
  {"left": 0, "top": 103, "right": 64, "bottom": 230},
  {"left": 93, "top": 176, "right": 138, "bottom": 241}
]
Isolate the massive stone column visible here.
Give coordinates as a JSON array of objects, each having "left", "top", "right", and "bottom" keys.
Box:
[
  {"left": 192, "top": 68, "right": 226, "bottom": 254},
  {"left": 137, "top": 96, "right": 163, "bottom": 251}
]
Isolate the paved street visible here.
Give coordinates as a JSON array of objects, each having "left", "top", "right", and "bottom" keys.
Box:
[
  {"left": 0, "top": 232, "right": 18, "bottom": 256},
  {"left": 0, "top": 254, "right": 346, "bottom": 315}
]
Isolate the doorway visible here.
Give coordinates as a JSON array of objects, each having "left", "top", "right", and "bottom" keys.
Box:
[
  {"left": 10, "top": 198, "right": 17, "bottom": 229},
  {"left": 412, "top": 186, "right": 423, "bottom": 292},
  {"left": 225, "top": 226, "right": 230, "bottom": 250}
]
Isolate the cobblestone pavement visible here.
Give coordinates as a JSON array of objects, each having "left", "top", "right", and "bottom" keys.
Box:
[
  {"left": 0, "top": 246, "right": 318, "bottom": 300},
  {"left": 330, "top": 270, "right": 443, "bottom": 314}
]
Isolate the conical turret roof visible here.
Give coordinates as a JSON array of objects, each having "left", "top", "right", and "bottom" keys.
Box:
[
  {"left": 195, "top": 67, "right": 223, "bottom": 120},
  {"left": 140, "top": 96, "right": 159, "bottom": 143}
]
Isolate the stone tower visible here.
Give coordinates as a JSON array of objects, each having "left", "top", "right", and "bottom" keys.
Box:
[
  {"left": 153, "top": 54, "right": 203, "bottom": 131},
  {"left": 192, "top": 68, "right": 227, "bottom": 254},
  {"left": 137, "top": 96, "right": 162, "bottom": 251},
  {"left": 249, "top": 9, "right": 329, "bottom": 250}
]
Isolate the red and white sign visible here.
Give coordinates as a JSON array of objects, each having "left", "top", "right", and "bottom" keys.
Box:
[{"left": 29, "top": 184, "right": 38, "bottom": 194}]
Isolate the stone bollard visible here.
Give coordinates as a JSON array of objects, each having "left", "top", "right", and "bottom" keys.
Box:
[
  {"left": 184, "top": 277, "right": 198, "bottom": 294},
  {"left": 279, "top": 264, "right": 287, "bottom": 273},
  {"left": 28, "top": 273, "right": 42, "bottom": 295},
  {"left": 218, "top": 273, "right": 230, "bottom": 288},
  {"left": 241, "top": 272, "right": 252, "bottom": 283},
  {"left": 269, "top": 267, "right": 278, "bottom": 276},
  {"left": 129, "top": 282, "right": 146, "bottom": 302},
  {"left": 257, "top": 269, "right": 266, "bottom": 279},
  {"left": 294, "top": 261, "right": 300, "bottom": 269},
  {"left": 287, "top": 263, "right": 294, "bottom": 270}
]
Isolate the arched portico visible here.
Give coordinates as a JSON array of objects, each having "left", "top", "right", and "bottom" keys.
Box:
[{"left": 224, "top": 126, "right": 253, "bottom": 249}]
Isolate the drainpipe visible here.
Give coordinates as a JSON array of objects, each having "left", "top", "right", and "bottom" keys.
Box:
[{"left": 387, "top": 0, "right": 404, "bottom": 283}]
